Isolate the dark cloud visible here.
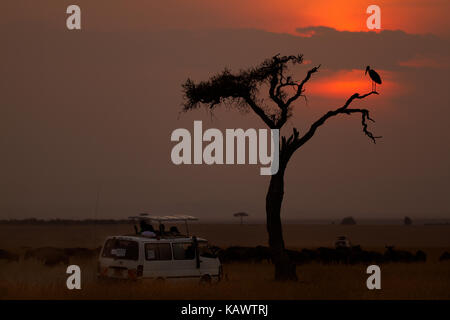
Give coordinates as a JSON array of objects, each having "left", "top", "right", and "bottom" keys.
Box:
[{"left": 294, "top": 26, "right": 449, "bottom": 71}]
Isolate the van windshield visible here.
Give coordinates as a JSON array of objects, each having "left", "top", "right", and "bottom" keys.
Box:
[{"left": 102, "top": 239, "right": 139, "bottom": 260}]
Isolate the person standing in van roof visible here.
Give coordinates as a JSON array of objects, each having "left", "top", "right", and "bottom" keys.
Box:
[{"left": 140, "top": 220, "right": 155, "bottom": 233}]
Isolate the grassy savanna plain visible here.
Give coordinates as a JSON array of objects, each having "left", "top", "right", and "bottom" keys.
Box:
[{"left": 0, "top": 223, "right": 449, "bottom": 299}]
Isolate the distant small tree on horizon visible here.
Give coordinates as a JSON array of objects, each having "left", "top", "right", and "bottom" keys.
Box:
[{"left": 233, "top": 212, "right": 249, "bottom": 225}]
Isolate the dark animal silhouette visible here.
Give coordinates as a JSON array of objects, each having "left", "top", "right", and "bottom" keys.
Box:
[
  {"left": 24, "top": 247, "right": 100, "bottom": 266},
  {"left": 64, "top": 247, "right": 101, "bottom": 260},
  {"left": 216, "top": 246, "right": 249, "bottom": 263},
  {"left": 217, "top": 246, "right": 271, "bottom": 263},
  {"left": 415, "top": 250, "right": 427, "bottom": 262},
  {"left": 214, "top": 245, "right": 426, "bottom": 265},
  {"left": 439, "top": 252, "right": 450, "bottom": 261},
  {"left": 365, "top": 66, "right": 382, "bottom": 91},
  {"left": 24, "top": 247, "right": 69, "bottom": 266},
  {"left": 0, "top": 249, "right": 19, "bottom": 262},
  {"left": 383, "top": 246, "right": 425, "bottom": 263},
  {"left": 248, "top": 246, "right": 271, "bottom": 263}
]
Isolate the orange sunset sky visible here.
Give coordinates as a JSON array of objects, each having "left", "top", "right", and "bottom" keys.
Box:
[
  {"left": 3, "top": 0, "right": 448, "bottom": 98},
  {"left": 146, "top": 0, "right": 450, "bottom": 36},
  {"left": 1, "top": 1, "right": 449, "bottom": 220}
]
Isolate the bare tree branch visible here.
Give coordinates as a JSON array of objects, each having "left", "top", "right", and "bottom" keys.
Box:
[
  {"left": 283, "top": 91, "right": 380, "bottom": 158},
  {"left": 275, "top": 65, "right": 321, "bottom": 129},
  {"left": 269, "top": 78, "right": 286, "bottom": 110},
  {"left": 244, "top": 96, "right": 276, "bottom": 128},
  {"left": 284, "top": 64, "right": 321, "bottom": 109}
]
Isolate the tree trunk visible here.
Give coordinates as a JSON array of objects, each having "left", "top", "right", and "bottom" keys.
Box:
[{"left": 266, "top": 164, "right": 297, "bottom": 281}]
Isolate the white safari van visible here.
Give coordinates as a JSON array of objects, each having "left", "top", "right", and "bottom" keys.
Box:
[{"left": 97, "top": 215, "right": 222, "bottom": 283}]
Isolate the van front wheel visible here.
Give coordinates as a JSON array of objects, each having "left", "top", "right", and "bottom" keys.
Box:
[{"left": 199, "top": 274, "right": 212, "bottom": 285}]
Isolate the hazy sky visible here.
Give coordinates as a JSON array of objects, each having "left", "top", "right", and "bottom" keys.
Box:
[{"left": 1, "top": 1, "right": 449, "bottom": 220}]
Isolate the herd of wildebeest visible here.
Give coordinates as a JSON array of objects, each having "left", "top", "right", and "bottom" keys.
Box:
[
  {"left": 0, "top": 245, "right": 450, "bottom": 267},
  {"left": 0, "top": 247, "right": 100, "bottom": 266},
  {"left": 213, "top": 245, "right": 448, "bottom": 264}
]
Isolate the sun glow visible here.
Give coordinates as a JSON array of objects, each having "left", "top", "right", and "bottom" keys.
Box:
[
  {"left": 266, "top": 0, "right": 450, "bottom": 36},
  {"left": 305, "top": 69, "right": 402, "bottom": 98}
]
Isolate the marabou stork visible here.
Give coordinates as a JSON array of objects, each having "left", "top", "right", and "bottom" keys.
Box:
[{"left": 365, "top": 66, "right": 382, "bottom": 92}]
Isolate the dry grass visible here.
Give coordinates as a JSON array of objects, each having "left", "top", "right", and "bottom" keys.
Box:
[
  {"left": 0, "top": 224, "right": 449, "bottom": 300},
  {"left": 1, "top": 254, "right": 449, "bottom": 300}
]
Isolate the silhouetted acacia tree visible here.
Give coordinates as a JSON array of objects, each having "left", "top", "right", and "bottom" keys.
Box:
[
  {"left": 233, "top": 212, "right": 249, "bottom": 225},
  {"left": 182, "top": 54, "right": 380, "bottom": 281}
]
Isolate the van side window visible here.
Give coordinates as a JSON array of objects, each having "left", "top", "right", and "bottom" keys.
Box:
[
  {"left": 172, "top": 242, "right": 195, "bottom": 260},
  {"left": 145, "top": 243, "right": 172, "bottom": 261},
  {"left": 102, "top": 239, "right": 139, "bottom": 260}
]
